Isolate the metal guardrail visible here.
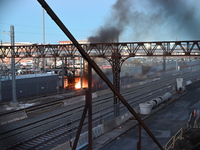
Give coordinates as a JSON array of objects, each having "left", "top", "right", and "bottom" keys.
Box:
[{"left": 163, "top": 128, "right": 184, "bottom": 150}]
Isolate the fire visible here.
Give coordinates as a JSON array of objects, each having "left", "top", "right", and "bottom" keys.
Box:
[
  {"left": 75, "top": 77, "right": 88, "bottom": 89},
  {"left": 75, "top": 81, "right": 81, "bottom": 89}
]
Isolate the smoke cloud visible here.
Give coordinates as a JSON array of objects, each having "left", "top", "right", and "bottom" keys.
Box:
[
  {"left": 88, "top": 0, "right": 200, "bottom": 42},
  {"left": 88, "top": 0, "right": 133, "bottom": 43},
  {"left": 139, "top": 0, "right": 200, "bottom": 41}
]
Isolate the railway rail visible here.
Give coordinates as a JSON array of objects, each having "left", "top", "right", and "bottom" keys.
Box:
[{"left": 1, "top": 67, "right": 200, "bottom": 149}]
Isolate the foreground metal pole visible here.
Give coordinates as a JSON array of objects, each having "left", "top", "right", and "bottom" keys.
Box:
[
  {"left": 72, "top": 63, "right": 92, "bottom": 150},
  {"left": 87, "top": 63, "right": 93, "bottom": 150},
  {"left": 0, "top": 74, "right": 2, "bottom": 102},
  {"left": 37, "top": 1, "right": 164, "bottom": 149},
  {"left": 72, "top": 104, "right": 88, "bottom": 150},
  {"left": 137, "top": 123, "right": 142, "bottom": 150}
]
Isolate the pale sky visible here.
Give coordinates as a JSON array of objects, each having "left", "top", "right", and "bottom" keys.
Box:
[{"left": 0, "top": 0, "right": 200, "bottom": 44}]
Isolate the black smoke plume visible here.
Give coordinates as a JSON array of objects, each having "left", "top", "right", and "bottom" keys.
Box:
[
  {"left": 88, "top": 0, "right": 200, "bottom": 43},
  {"left": 149, "top": 0, "right": 200, "bottom": 40},
  {"left": 88, "top": 0, "right": 133, "bottom": 43}
]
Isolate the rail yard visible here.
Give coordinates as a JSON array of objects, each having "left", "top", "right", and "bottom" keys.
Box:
[{"left": 0, "top": 64, "right": 200, "bottom": 150}]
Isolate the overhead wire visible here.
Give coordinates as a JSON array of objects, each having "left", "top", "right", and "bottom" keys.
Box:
[{"left": 0, "top": 23, "right": 91, "bottom": 42}]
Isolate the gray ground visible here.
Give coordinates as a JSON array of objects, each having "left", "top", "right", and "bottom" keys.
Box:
[{"left": 100, "top": 81, "right": 200, "bottom": 150}]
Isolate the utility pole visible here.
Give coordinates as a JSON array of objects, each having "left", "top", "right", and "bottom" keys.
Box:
[
  {"left": 42, "top": 8, "right": 46, "bottom": 73},
  {"left": 10, "top": 25, "right": 18, "bottom": 107},
  {"left": 42, "top": 8, "right": 45, "bottom": 44}
]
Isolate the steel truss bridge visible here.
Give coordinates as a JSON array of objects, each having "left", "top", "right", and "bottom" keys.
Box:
[{"left": 1, "top": 40, "right": 200, "bottom": 58}]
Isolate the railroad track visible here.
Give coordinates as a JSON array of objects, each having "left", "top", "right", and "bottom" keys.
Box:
[{"left": 1, "top": 68, "right": 200, "bottom": 150}]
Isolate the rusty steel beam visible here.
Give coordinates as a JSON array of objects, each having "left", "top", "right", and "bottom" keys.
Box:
[
  {"left": 72, "top": 102, "right": 88, "bottom": 150},
  {"left": 37, "top": 0, "right": 164, "bottom": 149},
  {"left": 110, "top": 52, "right": 122, "bottom": 117},
  {"left": 87, "top": 63, "right": 93, "bottom": 150},
  {"left": 1, "top": 41, "right": 200, "bottom": 58},
  {"left": 137, "top": 123, "right": 142, "bottom": 150},
  {"left": 71, "top": 64, "right": 93, "bottom": 150}
]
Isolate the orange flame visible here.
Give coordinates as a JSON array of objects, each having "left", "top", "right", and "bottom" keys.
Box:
[
  {"left": 75, "top": 77, "right": 88, "bottom": 89},
  {"left": 75, "top": 81, "right": 81, "bottom": 89}
]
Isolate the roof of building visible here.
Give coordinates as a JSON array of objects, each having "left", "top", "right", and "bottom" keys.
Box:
[{"left": 1, "top": 73, "right": 58, "bottom": 81}]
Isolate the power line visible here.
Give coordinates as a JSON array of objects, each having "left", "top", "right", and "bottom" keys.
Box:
[
  {"left": 0, "top": 22, "right": 92, "bottom": 32},
  {"left": 15, "top": 31, "right": 88, "bottom": 39}
]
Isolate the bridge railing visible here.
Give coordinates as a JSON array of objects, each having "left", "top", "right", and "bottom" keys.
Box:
[{"left": 163, "top": 128, "right": 184, "bottom": 150}]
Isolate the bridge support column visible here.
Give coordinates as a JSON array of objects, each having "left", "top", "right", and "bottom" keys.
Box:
[
  {"left": 61, "top": 56, "right": 65, "bottom": 89},
  {"left": 163, "top": 56, "right": 166, "bottom": 72},
  {"left": 111, "top": 52, "right": 121, "bottom": 118}
]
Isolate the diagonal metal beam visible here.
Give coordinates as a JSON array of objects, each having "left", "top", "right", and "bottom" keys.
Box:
[
  {"left": 72, "top": 104, "right": 88, "bottom": 150},
  {"left": 37, "top": 0, "right": 164, "bottom": 149}
]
